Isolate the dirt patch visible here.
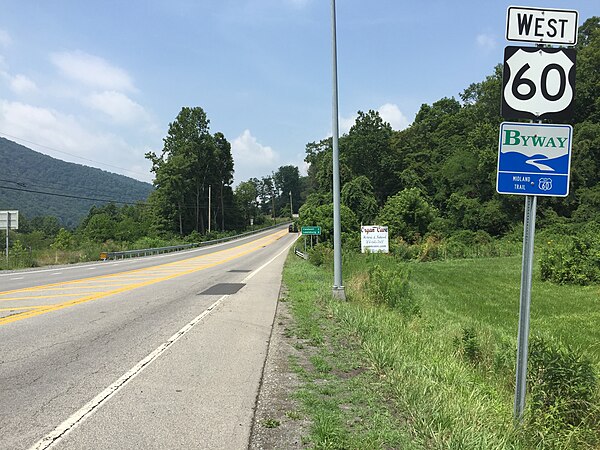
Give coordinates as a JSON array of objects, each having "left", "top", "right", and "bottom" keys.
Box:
[{"left": 248, "top": 291, "right": 312, "bottom": 449}]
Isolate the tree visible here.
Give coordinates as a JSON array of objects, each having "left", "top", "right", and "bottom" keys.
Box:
[
  {"left": 341, "top": 176, "right": 378, "bottom": 225},
  {"left": 234, "top": 180, "right": 258, "bottom": 227},
  {"left": 376, "top": 188, "right": 438, "bottom": 243},
  {"left": 273, "top": 165, "right": 301, "bottom": 215},
  {"left": 574, "top": 17, "right": 600, "bottom": 123},
  {"left": 343, "top": 110, "right": 395, "bottom": 203},
  {"left": 213, "top": 132, "right": 235, "bottom": 231},
  {"left": 84, "top": 213, "right": 116, "bottom": 242},
  {"left": 298, "top": 202, "right": 358, "bottom": 245},
  {"left": 257, "top": 176, "right": 275, "bottom": 217},
  {"left": 146, "top": 107, "right": 234, "bottom": 235},
  {"left": 51, "top": 228, "right": 75, "bottom": 251}
]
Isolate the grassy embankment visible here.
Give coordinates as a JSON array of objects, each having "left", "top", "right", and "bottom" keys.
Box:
[{"left": 282, "top": 251, "right": 599, "bottom": 449}]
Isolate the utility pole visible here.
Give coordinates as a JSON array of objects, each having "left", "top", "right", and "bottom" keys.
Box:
[
  {"left": 208, "top": 184, "right": 212, "bottom": 233},
  {"left": 272, "top": 192, "right": 276, "bottom": 224},
  {"left": 331, "top": 0, "right": 345, "bottom": 300},
  {"left": 5, "top": 211, "right": 9, "bottom": 265},
  {"left": 289, "top": 191, "right": 293, "bottom": 218}
]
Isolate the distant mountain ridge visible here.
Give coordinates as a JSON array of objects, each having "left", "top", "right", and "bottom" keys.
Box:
[{"left": 0, "top": 138, "right": 153, "bottom": 227}]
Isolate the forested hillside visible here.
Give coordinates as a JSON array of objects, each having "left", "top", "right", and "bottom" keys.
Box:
[{"left": 0, "top": 138, "right": 153, "bottom": 227}]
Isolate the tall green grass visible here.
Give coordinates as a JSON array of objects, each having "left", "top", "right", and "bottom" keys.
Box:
[{"left": 284, "top": 251, "right": 600, "bottom": 449}]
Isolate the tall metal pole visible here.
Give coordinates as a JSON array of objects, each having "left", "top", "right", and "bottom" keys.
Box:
[
  {"left": 5, "top": 212, "right": 9, "bottom": 265},
  {"left": 331, "top": 0, "right": 345, "bottom": 300},
  {"left": 208, "top": 184, "right": 212, "bottom": 233},
  {"left": 289, "top": 191, "right": 293, "bottom": 218},
  {"left": 514, "top": 194, "right": 537, "bottom": 422}
]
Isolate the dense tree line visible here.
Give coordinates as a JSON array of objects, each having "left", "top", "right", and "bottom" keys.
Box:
[{"left": 300, "top": 17, "right": 600, "bottom": 245}]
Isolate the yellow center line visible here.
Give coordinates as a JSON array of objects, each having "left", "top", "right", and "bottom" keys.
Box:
[
  {"left": 0, "top": 293, "right": 105, "bottom": 302},
  {"left": 0, "top": 306, "right": 44, "bottom": 312},
  {"left": 0, "top": 230, "right": 288, "bottom": 326}
]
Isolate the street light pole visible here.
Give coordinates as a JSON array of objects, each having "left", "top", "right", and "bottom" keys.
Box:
[
  {"left": 289, "top": 191, "right": 293, "bottom": 218},
  {"left": 331, "top": 0, "right": 345, "bottom": 300}
]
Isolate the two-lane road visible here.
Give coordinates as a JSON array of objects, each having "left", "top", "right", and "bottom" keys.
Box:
[{"left": 0, "top": 227, "right": 297, "bottom": 449}]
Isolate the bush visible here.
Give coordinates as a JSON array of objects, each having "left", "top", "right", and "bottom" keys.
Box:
[
  {"left": 308, "top": 244, "right": 332, "bottom": 267},
  {"left": 376, "top": 188, "right": 438, "bottom": 243},
  {"left": 540, "top": 233, "right": 600, "bottom": 284},
  {"left": 366, "top": 264, "right": 419, "bottom": 317},
  {"left": 453, "top": 326, "right": 482, "bottom": 365},
  {"left": 528, "top": 336, "right": 598, "bottom": 428}
]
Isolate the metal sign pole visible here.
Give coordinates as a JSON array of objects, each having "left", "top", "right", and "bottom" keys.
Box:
[{"left": 514, "top": 194, "right": 537, "bottom": 422}]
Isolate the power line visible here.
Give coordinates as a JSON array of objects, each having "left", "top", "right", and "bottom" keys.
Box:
[
  {"left": 0, "top": 131, "right": 152, "bottom": 179},
  {"left": 0, "top": 184, "right": 148, "bottom": 205},
  {"left": 0, "top": 184, "right": 242, "bottom": 212},
  {"left": 0, "top": 175, "right": 150, "bottom": 203}
]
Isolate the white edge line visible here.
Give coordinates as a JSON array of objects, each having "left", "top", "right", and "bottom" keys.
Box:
[
  {"left": 242, "top": 234, "right": 297, "bottom": 283},
  {"left": 28, "top": 232, "right": 296, "bottom": 450},
  {"left": 28, "top": 294, "right": 228, "bottom": 450}
]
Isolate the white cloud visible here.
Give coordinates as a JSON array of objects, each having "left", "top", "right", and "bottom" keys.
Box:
[
  {"left": 10, "top": 74, "right": 38, "bottom": 95},
  {"left": 476, "top": 33, "right": 497, "bottom": 53},
  {"left": 231, "top": 129, "right": 279, "bottom": 182},
  {"left": 377, "top": 103, "right": 409, "bottom": 130},
  {"left": 0, "top": 100, "right": 152, "bottom": 181},
  {"left": 84, "top": 90, "right": 150, "bottom": 125},
  {"left": 0, "top": 29, "right": 12, "bottom": 48},
  {"left": 339, "top": 115, "right": 355, "bottom": 135},
  {"left": 50, "top": 50, "right": 135, "bottom": 92},
  {"left": 339, "top": 103, "right": 409, "bottom": 134}
]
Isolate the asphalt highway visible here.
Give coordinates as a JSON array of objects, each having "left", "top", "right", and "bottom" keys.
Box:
[{"left": 0, "top": 226, "right": 298, "bottom": 449}]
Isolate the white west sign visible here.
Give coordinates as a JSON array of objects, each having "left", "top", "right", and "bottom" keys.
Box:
[
  {"left": 361, "top": 225, "right": 389, "bottom": 253},
  {"left": 506, "top": 6, "right": 578, "bottom": 46}
]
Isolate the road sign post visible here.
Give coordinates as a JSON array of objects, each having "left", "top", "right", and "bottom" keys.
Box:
[
  {"left": 500, "top": 5, "right": 578, "bottom": 423},
  {"left": 1, "top": 210, "right": 19, "bottom": 265}
]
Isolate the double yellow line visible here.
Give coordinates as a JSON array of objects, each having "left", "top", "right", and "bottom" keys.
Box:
[{"left": 0, "top": 230, "right": 288, "bottom": 326}]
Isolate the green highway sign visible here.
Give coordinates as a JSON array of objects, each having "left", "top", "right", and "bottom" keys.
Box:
[{"left": 301, "top": 226, "right": 321, "bottom": 236}]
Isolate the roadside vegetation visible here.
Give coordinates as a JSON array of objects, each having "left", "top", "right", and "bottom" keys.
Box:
[
  {"left": 282, "top": 250, "right": 599, "bottom": 449},
  {"left": 0, "top": 203, "right": 290, "bottom": 270}
]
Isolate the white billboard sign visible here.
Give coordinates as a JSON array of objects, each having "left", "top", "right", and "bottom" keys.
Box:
[{"left": 361, "top": 225, "right": 389, "bottom": 253}]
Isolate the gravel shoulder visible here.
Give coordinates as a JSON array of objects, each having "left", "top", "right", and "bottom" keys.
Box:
[{"left": 248, "top": 289, "right": 311, "bottom": 450}]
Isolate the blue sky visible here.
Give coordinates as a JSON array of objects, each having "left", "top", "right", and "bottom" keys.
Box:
[{"left": 0, "top": 1, "right": 596, "bottom": 185}]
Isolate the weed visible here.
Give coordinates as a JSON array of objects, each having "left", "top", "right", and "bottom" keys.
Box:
[
  {"left": 310, "top": 354, "right": 333, "bottom": 374},
  {"left": 527, "top": 336, "right": 598, "bottom": 427},
  {"left": 453, "top": 326, "right": 482, "bottom": 365},
  {"left": 262, "top": 418, "right": 280, "bottom": 429},
  {"left": 363, "top": 339, "right": 397, "bottom": 376},
  {"left": 285, "top": 410, "right": 303, "bottom": 421},
  {"left": 366, "top": 263, "right": 420, "bottom": 318}
]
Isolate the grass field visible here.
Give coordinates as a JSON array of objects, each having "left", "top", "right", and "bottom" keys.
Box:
[
  {"left": 282, "top": 251, "right": 600, "bottom": 449},
  {"left": 408, "top": 256, "right": 600, "bottom": 363}
]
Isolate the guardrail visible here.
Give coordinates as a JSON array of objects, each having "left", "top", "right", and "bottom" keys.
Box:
[
  {"left": 100, "top": 223, "right": 291, "bottom": 261},
  {"left": 294, "top": 247, "right": 308, "bottom": 260}
]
